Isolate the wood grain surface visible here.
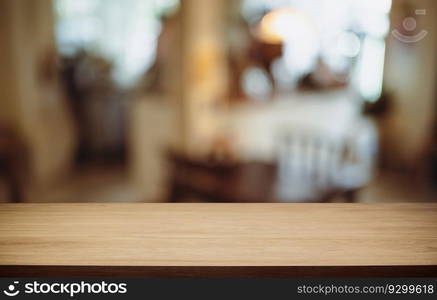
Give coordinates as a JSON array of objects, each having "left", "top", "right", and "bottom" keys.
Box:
[{"left": 0, "top": 203, "right": 436, "bottom": 276}]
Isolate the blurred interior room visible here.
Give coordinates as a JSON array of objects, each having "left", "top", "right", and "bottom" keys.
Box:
[{"left": 0, "top": 0, "right": 436, "bottom": 203}]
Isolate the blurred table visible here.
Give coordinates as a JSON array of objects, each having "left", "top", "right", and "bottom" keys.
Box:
[
  {"left": 223, "top": 90, "right": 378, "bottom": 190},
  {"left": 1, "top": 203, "right": 436, "bottom": 277},
  {"left": 225, "top": 90, "right": 373, "bottom": 157}
]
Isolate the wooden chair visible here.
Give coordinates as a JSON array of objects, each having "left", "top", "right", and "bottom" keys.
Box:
[
  {"left": 275, "top": 129, "right": 358, "bottom": 202},
  {"left": 0, "top": 128, "right": 28, "bottom": 203}
]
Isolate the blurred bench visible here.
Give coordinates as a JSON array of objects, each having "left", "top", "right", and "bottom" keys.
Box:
[
  {"left": 167, "top": 150, "right": 357, "bottom": 203},
  {"left": 168, "top": 152, "right": 276, "bottom": 202}
]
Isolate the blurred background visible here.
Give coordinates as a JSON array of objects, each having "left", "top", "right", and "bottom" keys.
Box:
[{"left": 0, "top": 0, "right": 436, "bottom": 203}]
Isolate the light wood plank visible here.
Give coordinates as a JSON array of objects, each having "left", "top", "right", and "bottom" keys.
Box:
[{"left": 0, "top": 203, "right": 436, "bottom": 267}]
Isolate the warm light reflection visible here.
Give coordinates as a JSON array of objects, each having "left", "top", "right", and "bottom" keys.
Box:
[{"left": 257, "top": 8, "right": 311, "bottom": 44}]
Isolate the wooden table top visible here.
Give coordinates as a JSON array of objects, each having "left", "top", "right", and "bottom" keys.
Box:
[{"left": 1, "top": 203, "right": 437, "bottom": 268}]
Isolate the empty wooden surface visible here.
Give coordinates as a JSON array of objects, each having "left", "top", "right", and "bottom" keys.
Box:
[{"left": 0, "top": 203, "right": 437, "bottom": 269}]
